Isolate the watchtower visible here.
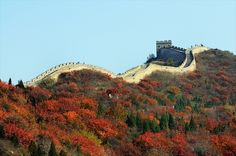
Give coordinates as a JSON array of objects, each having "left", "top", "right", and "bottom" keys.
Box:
[{"left": 156, "top": 40, "right": 172, "bottom": 55}]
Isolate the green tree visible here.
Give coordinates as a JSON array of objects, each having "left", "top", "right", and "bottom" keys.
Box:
[
  {"left": 175, "top": 96, "right": 187, "bottom": 112},
  {"left": 97, "top": 103, "right": 106, "bottom": 117},
  {"left": 8, "top": 78, "right": 12, "bottom": 85},
  {"left": 16, "top": 80, "right": 25, "bottom": 89},
  {"left": 185, "top": 123, "right": 190, "bottom": 132},
  {"left": 150, "top": 121, "right": 160, "bottom": 133},
  {"left": 136, "top": 115, "right": 142, "bottom": 131},
  {"left": 11, "top": 134, "right": 19, "bottom": 147},
  {"left": 168, "top": 113, "right": 176, "bottom": 130},
  {"left": 160, "top": 113, "right": 169, "bottom": 130},
  {"left": 74, "top": 145, "right": 83, "bottom": 156},
  {"left": 189, "top": 116, "right": 197, "bottom": 131},
  {"left": 59, "top": 150, "right": 67, "bottom": 156},
  {"left": 126, "top": 113, "right": 136, "bottom": 127},
  {"left": 143, "top": 120, "right": 151, "bottom": 133},
  {"left": 0, "top": 124, "right": 4, "bottom": 138},
  {"left": 49, "top": 141, "right": 57, "bottom": 156},
  {"left": 28, "top": 141, "right": 39, "bottom": 156}
]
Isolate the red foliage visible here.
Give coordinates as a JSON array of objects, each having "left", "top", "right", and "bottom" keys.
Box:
[
  {"left": 88, "top": 118, "right": 118, "bottom": 139},
  {"left": 78, "top": 109, "right": 96, "bottom": 121},
  {"left": 135, "top": 132, "right": 172, "bottom": 152},
  {"left": 205, "top": 119, "right": 218, "bottom": 131},
  {"left": 216, "top": 71, "right": 231, "bottom": 82},
  {"left": 0, "top": 81, "right": 15, "bottom": 96},
  {"left": 27, "top": 86, "right": 51, "bottom": 103},
  {"left": 211, "top": 134, "right": 236, "bottom": 155},
  {"left": 72, "top": 135, "right": 105, "bottom": 156},
  {"left": 79, "top": 96, "right": 97, "bottom": 111},
  {"left": 187, "top": 70, "right": 202, "bottom": 79},
  {"left": 211, "top": 96, "right": 221, "bottom": 103},
  {"left": 4, "top": 124, "right": 33, "bottom": 147}
]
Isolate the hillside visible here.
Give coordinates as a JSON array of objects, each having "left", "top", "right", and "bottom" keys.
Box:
[{"left": 0, "top": 49, "right": 236, "bottom": 156}]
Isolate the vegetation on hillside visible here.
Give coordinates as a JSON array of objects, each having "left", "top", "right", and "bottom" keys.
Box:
[{"left": 0, "top": 49, "right": 235, "bottom": 155}]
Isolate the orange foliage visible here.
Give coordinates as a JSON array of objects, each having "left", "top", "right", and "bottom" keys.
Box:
[
  {"left": 88, "top": 118, "right": 118, "bottom": 139},
  {"left": 63, "top": 111, "right": 78, "bottom": 121},
  {"left": 168, "top": 85, "right": 181, "bottom": 95},
  {"left": 146, "top": 97, "right": 157, "bottom": 105},
  {"left": 0, "top": 110, "right": 7, "bottom": 120}
]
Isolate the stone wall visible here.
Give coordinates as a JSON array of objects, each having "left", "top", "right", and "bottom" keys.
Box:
[
  {"left": 24, "top": 45, "right": 209, "bottom": 86},
  {"left": 119, "top": 45, "right": 209, "bottom": 83},
  {"left": 24, "top": 62, "right": 116, "bottom": 86}
]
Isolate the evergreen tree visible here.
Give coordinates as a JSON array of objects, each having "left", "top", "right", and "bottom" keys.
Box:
[
  {"left": 8, "top": 78, "right": 12, "bottom": 85},
  {"left": 168, "top": 113, "right": 176, "bottom": 130},
  {"left": 75, "top": 145, "right": 83, "bottom": 156},
  {"left": 126, "top": 113, "right": 136, "bottom": 127},
  {"left": 136, "top": 115, "right": 142, "bottom": 131},
  {"left": 49, "top": 141, "right": 57, "bottom": 156},
  {"left": 175, "top": 96, "right": 187, "bottom": 112},
  {"left": 0, "top": 124, "right": 4, "bottom": 138},
  {"left": 143, "top": 120, "right": 151, "bottom": 133},
  {"left": 11, "top": 134, "right": 19, "bottom": 147},
  {"left": 185, "top": 123, "right": 190, "bottom": 132},
  {"left": 28, "top": 141, "right": 39, "bottom": 156},
  {"left": 16, "top": 80, "right": 25, "bottom": 89},
  {"left": 160, "top": 113, "right": 168, "bottom": 130},
  {"left": 150, "top": 121, "right": 160, "bottom": 133},
  {"left": 97, "top": 103, "right": 106, "bottom": 117},
  {"left": 189, "top": 116, "right": 197, "bottom": 131},
  {"left": 59, "top": 150, "right": 67, "bottom": 156}
]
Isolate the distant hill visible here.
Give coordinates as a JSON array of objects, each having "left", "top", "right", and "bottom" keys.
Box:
[{"left": 0, "top": 49, "right": 235, "bottom": 155}]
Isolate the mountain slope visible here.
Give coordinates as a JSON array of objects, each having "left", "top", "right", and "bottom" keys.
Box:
[{"left": 0, "top": 49, "right": 236, "bottom": 156}]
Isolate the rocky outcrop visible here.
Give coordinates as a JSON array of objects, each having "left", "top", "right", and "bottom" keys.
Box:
[{"left": 0, "top": 139, "right": 28, "bottom": 156}]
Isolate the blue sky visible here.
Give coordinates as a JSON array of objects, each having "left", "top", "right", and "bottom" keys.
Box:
[{"left": 0, "top": 0, "right": 236, "bottom": 84}]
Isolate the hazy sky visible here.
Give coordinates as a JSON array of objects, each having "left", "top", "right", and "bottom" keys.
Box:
[{"left": 0, "top": 0, "right": 236, "bottom": 83}]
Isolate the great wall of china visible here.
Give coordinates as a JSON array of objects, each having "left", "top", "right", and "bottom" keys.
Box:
[{"left": 24, "top": 45, "right": 209, "bottom": 86}]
